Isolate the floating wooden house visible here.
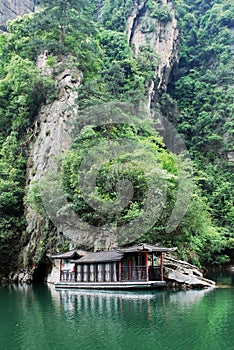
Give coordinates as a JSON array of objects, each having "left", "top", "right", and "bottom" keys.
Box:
[{"left": 50, "top": 243, "right": 177, "bottom": 290}]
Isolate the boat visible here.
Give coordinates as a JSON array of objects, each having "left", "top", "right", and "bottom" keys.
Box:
[{"left": 50, "top": 243, "right": 177, "bottom": 290}]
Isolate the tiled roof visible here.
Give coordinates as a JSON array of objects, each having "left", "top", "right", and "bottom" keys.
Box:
[
  {"left": 117, "top": 243, "right": 177, "bottom": 253},
  {"left": 50, "top": 243, "right": 177, "bottom": 262},
  {"left": 50, "top": 250, "right": 86, "bottom": 259},
  {"left": 71, "top": 251, "right": 123, "bottom": 264}
]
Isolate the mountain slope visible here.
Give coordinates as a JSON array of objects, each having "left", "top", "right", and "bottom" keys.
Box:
[{"left": 0, "top": 0, "right": 233, "bottom": 281}]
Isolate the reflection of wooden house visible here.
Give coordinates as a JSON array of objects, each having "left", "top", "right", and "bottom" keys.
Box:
[{"left": 50, "top": 243, "right": 177, "bottom": 290}]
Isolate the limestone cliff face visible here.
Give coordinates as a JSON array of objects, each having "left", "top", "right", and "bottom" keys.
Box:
[
  {"left": 127, "top": 0, "right": 179, "bottom": 110},
  {"left": 13, "top": 1, "right": 180, "bottom": 281},
  {"left": 0, "top": 0, "right": 35, "bottom": 31},
  {"left": 19, "top": 54, "right": 82, "bottom": 282}
]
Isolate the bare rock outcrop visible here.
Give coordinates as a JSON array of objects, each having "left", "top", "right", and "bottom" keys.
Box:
[
  {"left": 127, "top": 0, "right": 179, "bottom": 109},
  {"left": 19, "top": 54, "right": 82, "bottom": 280},
  {"left": 0, "top": 0, "right": 36, "bottom": 32},
  {"left": 164, "top": 255, "right": 216, "bottom": 288}
]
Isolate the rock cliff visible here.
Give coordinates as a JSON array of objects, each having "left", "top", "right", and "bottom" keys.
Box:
[
  {"left": 18, "top": 54, "right": 82, "bottom": 282},
  {"left": 0, "top": 0, "right": 35, "bottom": 32},
  {"left": 128, "top": 0, "right": 179, "bottom": 96},
  {"left": 2, "top": 1, "right": 180, "bottom": 281},
  {"left": 164, "top": 256, "right": 216, "bottom": 288}
]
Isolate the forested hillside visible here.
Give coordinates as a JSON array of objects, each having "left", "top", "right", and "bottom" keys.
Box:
[
  {"left": 168, "top": 0, "right": 234, "bottom": 254},
  {"left": 0, "top": 0, "right": 233, "bottom": 280}
]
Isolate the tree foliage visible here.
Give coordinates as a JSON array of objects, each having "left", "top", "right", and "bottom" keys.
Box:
[
  {"left": 168, "top": 0, "right": 234, "bottom": 240},
  {"left": 0, "top": 0, "right": 233, "bottom": 275}
]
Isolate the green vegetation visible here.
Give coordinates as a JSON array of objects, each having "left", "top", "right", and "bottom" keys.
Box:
[
  {"left": 167, "top": 0, "right": 234, "bottom": 255},
  {"left": 0, "top": 42, "right": 54, "bottom": 276},
  {"left": 0, "top": 1, "right": 100, "bottom": 276},
  {"left": 97, "top": 0, "right": 135, "bottom": 32},
  {"left": 147, "top": 0, "right": 172, "bottom": 22},
  {"left": 0, "top": 0, "right": 233, "bottom": 277},
  {"left": 60, "top": 108, "right": 228, "bottom": 265}
]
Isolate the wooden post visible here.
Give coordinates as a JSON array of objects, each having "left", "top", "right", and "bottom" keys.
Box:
[
  {"left": 146, "top": 252, "right": 149, "bottom": 281},
  {"left": 93, "top": 264, "right": 98, "bottom": 282},
  {"left": 74, "top": 264, "right": 77, "bottom": 282},
  {"left": 137, "top": 254, "right": 141, "bottom": 280},
  {"left": 60, "top": 259, "right": 62, "bottom": 281},
  {"left": 112, "top": 263, "right": 117, "bottom": 282},
  {"left": 128, "top": 257, "right": 132, "bottom": 281},
  {"left": 119, "top": 261, "right": 122, "bottom": 282},
  {"left": 160, "top": 253, "right": 164, "bottom": 281}
]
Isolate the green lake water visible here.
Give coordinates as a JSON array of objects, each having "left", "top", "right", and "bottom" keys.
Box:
[{"left": 0, "top": 270, "right": 233, "bottom": 350}]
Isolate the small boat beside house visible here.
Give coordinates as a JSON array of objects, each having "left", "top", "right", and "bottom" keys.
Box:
[{"left": 50, "top": 243, "right": 177, "bottom": 290}]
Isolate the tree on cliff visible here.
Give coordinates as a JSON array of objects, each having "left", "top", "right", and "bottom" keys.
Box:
[
  {"left": 0, "top": 0, "right": 233, "bottom": 278},
  {"left": 31, "top": 0, "right": 92, "bottom": 54}
]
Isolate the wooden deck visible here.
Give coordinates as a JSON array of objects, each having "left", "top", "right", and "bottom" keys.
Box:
[{"left": 55, "top": 281, "right": 166, "bottom": 290}]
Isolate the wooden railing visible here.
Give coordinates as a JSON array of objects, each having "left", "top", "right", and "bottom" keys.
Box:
[
  {"left": 120, "top": 266, "right": 147, "bottom": 281},
  {"left": 60, "top": 265, "right": 162, "bottom": 282},
  {"left": 120, "top": 266, "right": 161, "bottom": 281},
  {"left": 60, "top": 270, "right": 75, "bottom": 282}
]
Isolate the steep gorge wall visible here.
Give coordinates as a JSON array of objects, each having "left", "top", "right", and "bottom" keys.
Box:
[
  {"left": 127, "top": 0, "right": 179, "bottom": 117},
  {"left": 0, "top": 0, "right": 35, "bottom": 31},
  {"left": 128, "top": 0, "right": 179, "bottom": 94},
  {"left": 4, "top": 1, "right": 180, "bottom": 280},
  {"left": 18, "top": 55, "right": 82, "bottom": 282}
]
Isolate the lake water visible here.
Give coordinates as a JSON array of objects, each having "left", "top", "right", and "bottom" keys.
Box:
[{"left": 0, "top": 270, "right": 233, "bottom": 350}]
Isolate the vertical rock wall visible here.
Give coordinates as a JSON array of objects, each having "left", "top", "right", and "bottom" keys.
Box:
[
  {"left": 19, "top": 54, "right": 82, "bottom": 281},
  {"left": 0, "top": 0, "right": 35, "bottom": 31},
  {"left": 127, "top": 0, "right": 179, "bottom": 105},
  {"left": 8, "top": 1, "right": 180, "bottom": 280}
]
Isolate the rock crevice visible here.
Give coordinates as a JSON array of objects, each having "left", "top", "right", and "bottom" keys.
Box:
[{"left": 127, "top": 0, "right": 179, "bottom": 95}]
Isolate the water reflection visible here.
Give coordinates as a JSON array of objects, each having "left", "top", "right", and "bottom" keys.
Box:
[
  {"left": 49, "top": 286, "right": 214, "bottom": 321},
  {"left": 47, "top": 286, "right": 233, "bottom": 350},
  {"left": 0, "top": 278, "right": 233, "bottom": 350},
  {"left": 206, "top": 266, "right": 234, "bottom": 287}
]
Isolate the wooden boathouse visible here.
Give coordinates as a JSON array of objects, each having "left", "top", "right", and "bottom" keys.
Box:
[{"left": 50, "top": 243, "right": 177, "bottom": 290}]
